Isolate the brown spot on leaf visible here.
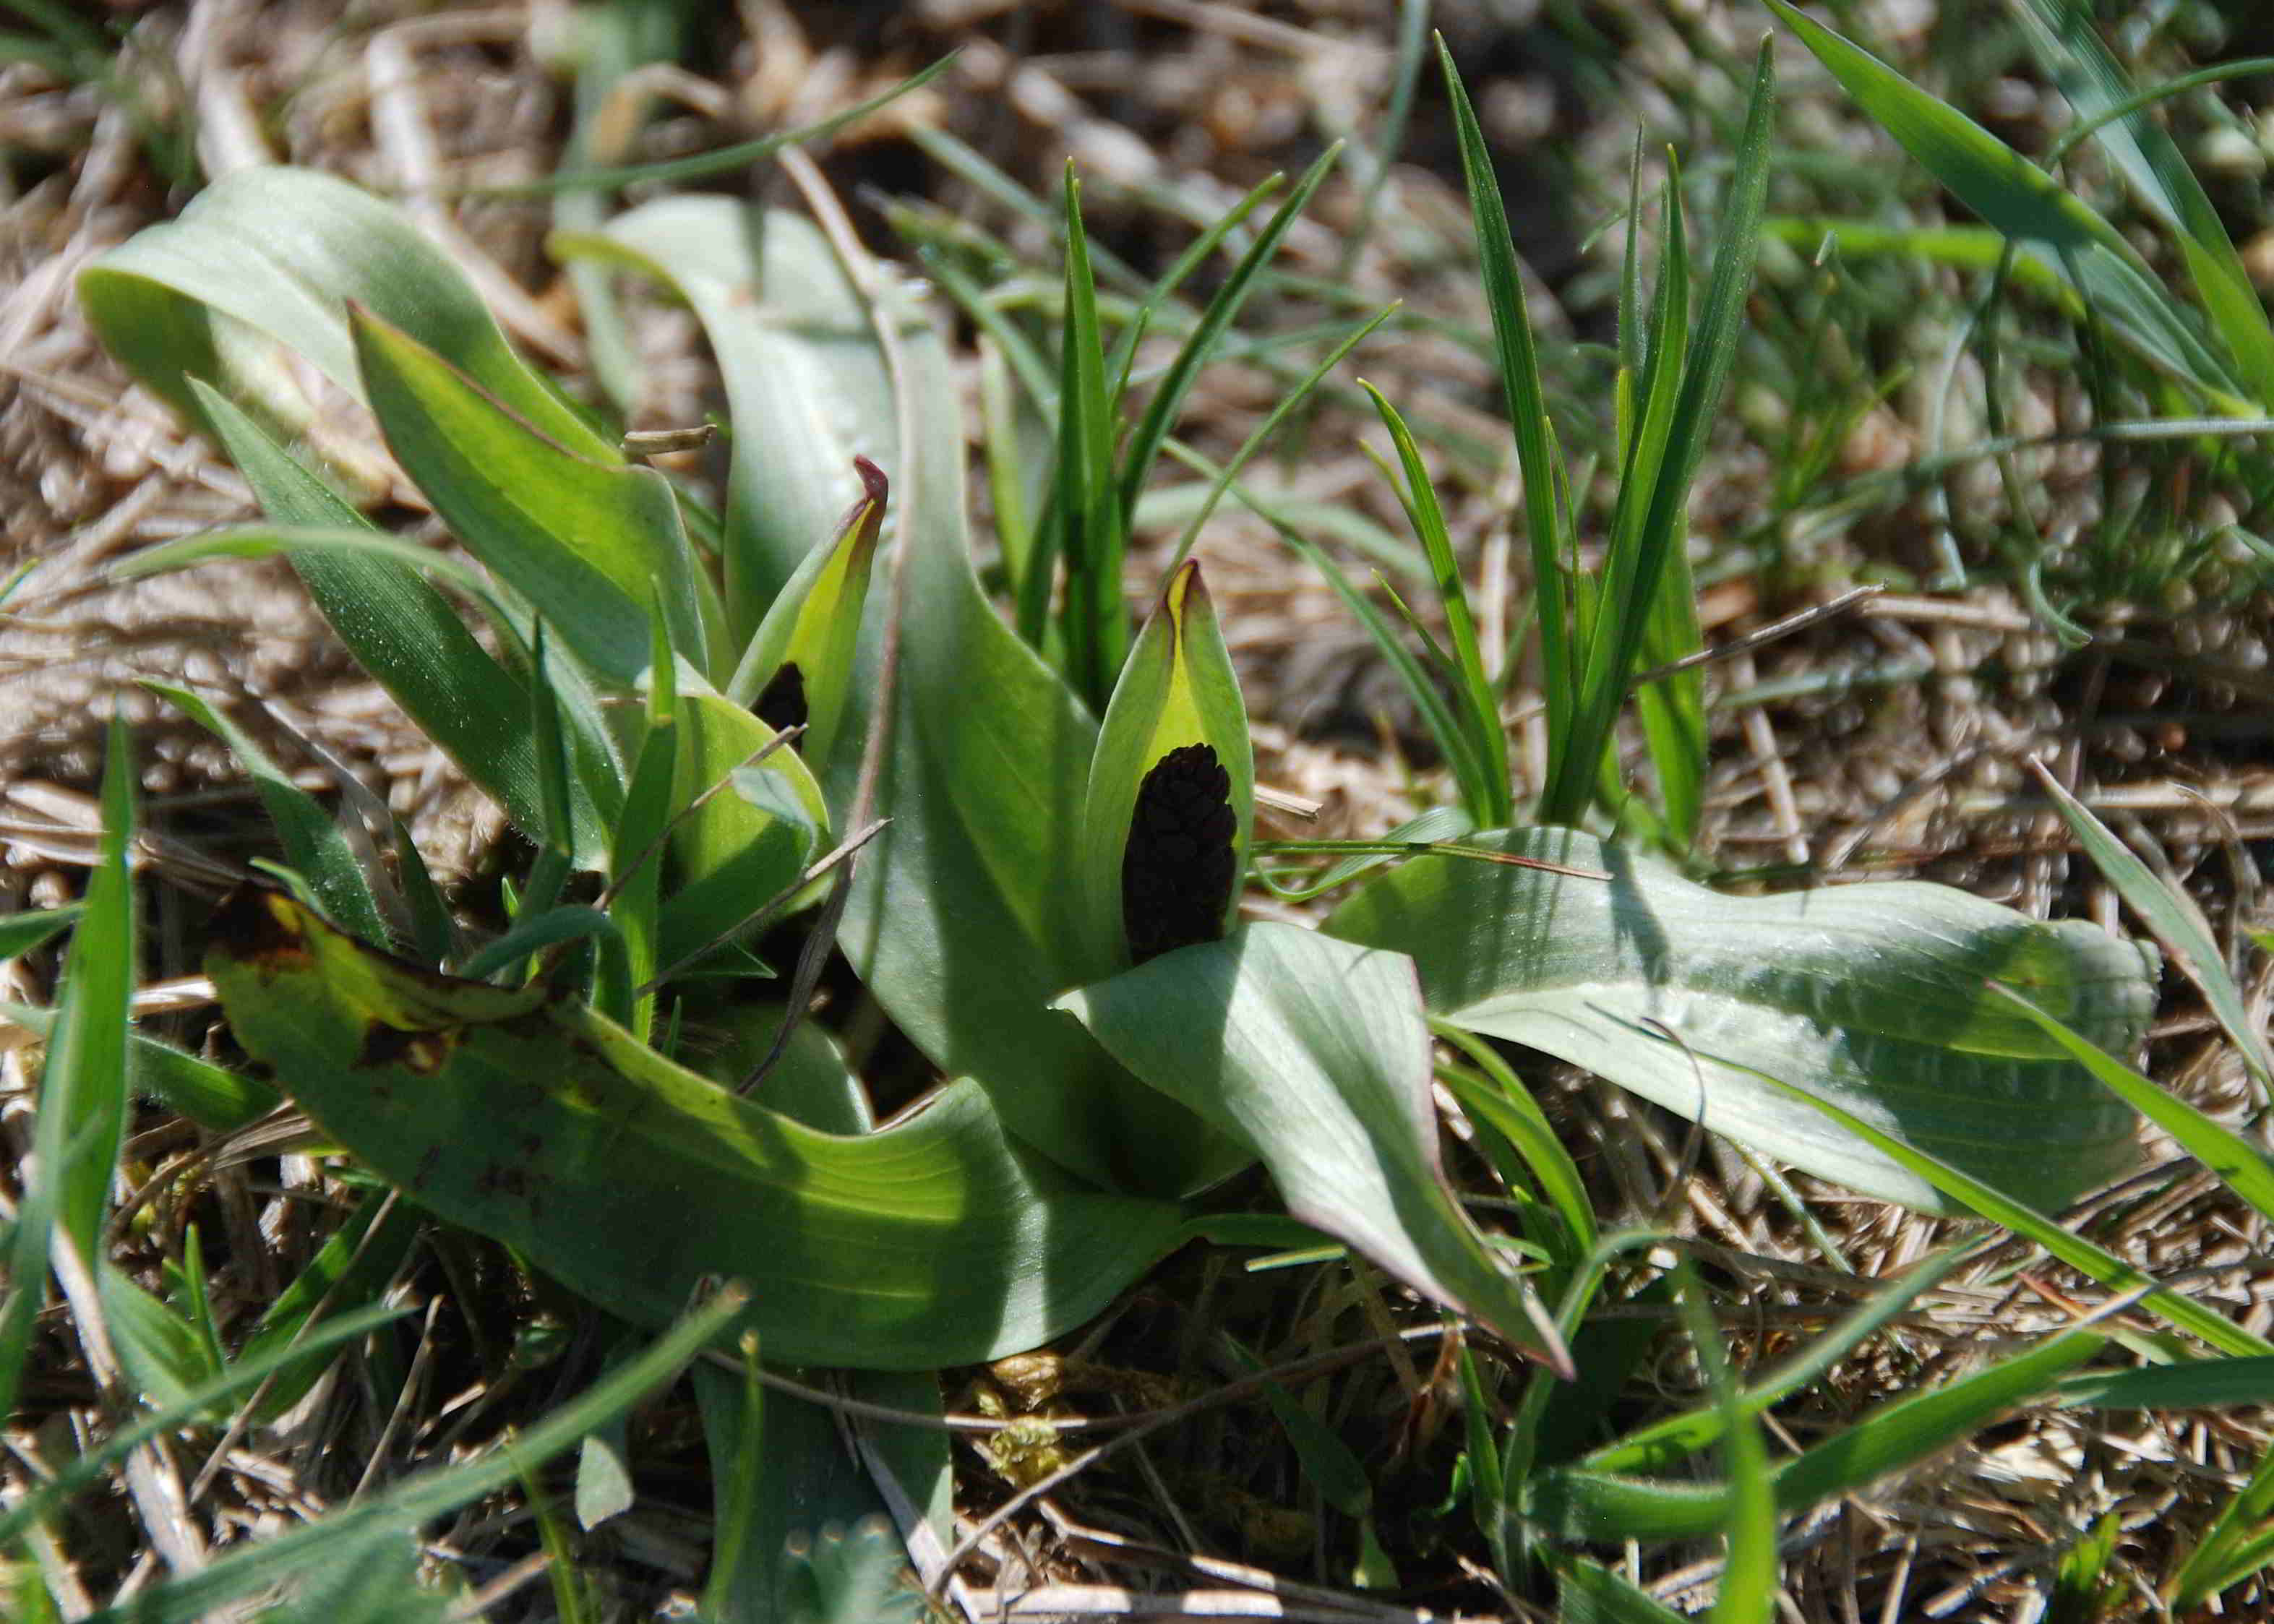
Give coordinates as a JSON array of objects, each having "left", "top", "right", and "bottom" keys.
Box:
[
  {"left": 207, "top": 884, "right": 315, "bottom": 975},
  {"left": 355, "top": 1023, "right": 453, "bottom": 1075},
  {"left": 356, "top": 1023, "right": 419, "bottom": 1070},
  {"left": 1122, "top": 742, "right": 1237, "bottom": 964}
]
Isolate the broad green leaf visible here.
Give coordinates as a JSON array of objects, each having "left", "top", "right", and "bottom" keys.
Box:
[
  {"left": 1057, "top": 921, "right": 1571, "bottom": 1375},
  {"left": 147, "top": 682, "right": 388, "bottom": 946},
  {"left": 80, "top": 167, "right": 616, "bottom": 456},
  {"left": 348, "top": 303, "right": 721, "bottom": 685},
  {"left": 1764, "top": 0, "right": 2247, "bottom": 410},
  {"left": 690, "top": 1015, "right": 950, "bottom": 1624},
  {"left": 1522, "top": 1328, "right": 2103, "bottom": 1540},
  {"left": 559, "top": 197, "right": 898, "bottom": 637},
  {"left": 831, "top": 280, "right": 1241, "bottom": 1198},
  {"left": 1077, "top": 560, "right": 1254, "bottom": 979},
  {"left": 1326, "top": 827, "right": 2154, "bottom": 1212},
  {"left": 186, "top": 383, "right": 619, "bottom": 865},
  {"left": 722, "top": 455, "right": 888, "bottom": 772},
  {"left": 781, "top": 1518, "right": 922, "bottom": 1624},
  {"left": 0, "top": 718, "right": 132, "bottom": 1422},
  {"left": 205, "top": 888, "right": 1187, "bottom": 1370}
]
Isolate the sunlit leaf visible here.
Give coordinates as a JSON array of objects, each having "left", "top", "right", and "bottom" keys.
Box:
[
  {"left": 206, "top": 889, "right": 1188, "bottom": 1370},
  {"left": 1327, "top": 826, "right": 2153, "bottom": 1211},
  {"left": 1060, "top": 921, "right": 1571, "bottom": 1374}
]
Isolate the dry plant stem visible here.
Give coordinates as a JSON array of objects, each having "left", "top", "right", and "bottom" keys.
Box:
[
  {"left": 1, "top": 1468, "right": 95, "bottom": 1618},
  {"left": 351, "top": 1297, "right": 447, "bottom": 1502},
  {"left": 947, "top": 1586, "right": 1422, "bottom": 1620},
  {"left": 1730, "top": 648, "right": 1809, "bottom": 869},
  {"left": 1630, "top": 583, "right": 1884, "bottom": 688},
  {"left": 441, "top": 1547, "right": 556, "bottom": 1623},
  {"left": 737, "top": 145, "right": 912, "bottom": 1096},
  {"left": 1044, "top": 1507, "right": 1423, "bottom": 1622}
]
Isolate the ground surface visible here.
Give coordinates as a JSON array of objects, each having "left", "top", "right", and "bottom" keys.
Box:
[{"left": 8, "top": 1, "right": 2274, "bottom": 1619}]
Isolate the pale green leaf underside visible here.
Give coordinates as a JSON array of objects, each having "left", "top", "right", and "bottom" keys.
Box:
[
  {"left": 1326, "top": 828, "right": 2154, "bottom": 1212},
  {"left": 1060, "top": 921, "right": 1569, "bottom": 1373},
  {"left": 562, "top": 198, "right": 898, "bottom": 635}
]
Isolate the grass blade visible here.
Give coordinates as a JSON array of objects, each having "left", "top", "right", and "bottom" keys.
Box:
[
  {"left": 1994, "top": 982, "right": 2274, "bottom": 1222},
  {"left": 1527, "top": 1326, "right": 2102, "bottom": 1540},
  {"left": 0, "top": 715, "right": 135, "bottom": 1421},
  {"left": 1362, "top": 382, "right": 1514, "bottom": 826},
  {"left": 1738, "top": 1057, "right": 2270, "bottom": 1358},
  {"left": 1546, "top": 40, "right": 1773, "bottom": 824},
  {"left": 1438, "top": 36, "right": 1574, "bottom": 773},
  {"left": 1764, "top": 0, "right": 2247, "bottom": 409},
  {"left": 1114, "top": 148, "right": 1340, "bottom": 530},
  {"left": 2029, "top": 764, "right": 2273, "bottom": 1088},
  {"left": 145, "top": 682, "right": 388, "bottom": 947},
  {"left": 0, "top": 905, "right": 80, "bottom": 962},
  {"left": 80, "top": 1292, "right": 745, "bottom": 1623},
  {"left": 2012, "top": 0, "right": 2274, "bottom": 406},
  {"left": 1055, "top": 167, "right": 1124, "bottom": 710}
]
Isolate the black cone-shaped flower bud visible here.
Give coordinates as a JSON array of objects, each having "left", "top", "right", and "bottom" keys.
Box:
[{"left": 1122, "top": 742, "right": 1238, "bottom": 964}]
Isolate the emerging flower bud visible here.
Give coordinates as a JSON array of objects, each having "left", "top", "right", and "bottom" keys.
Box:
[{"left": 1122, "top": 742, "right": 1238, "bottom": 963}]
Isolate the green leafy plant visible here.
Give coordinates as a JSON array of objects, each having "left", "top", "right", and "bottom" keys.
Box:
[{"left": 25, "top": 25, "right": 2228, "bottom": 1619}]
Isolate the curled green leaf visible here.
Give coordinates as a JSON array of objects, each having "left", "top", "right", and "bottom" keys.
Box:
[
  {"left": 724, "top": 456, "right": 889, "bottom": 773},
  {"left": 1078, "top": 560, "right": 1254, "bottom": 979}
]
